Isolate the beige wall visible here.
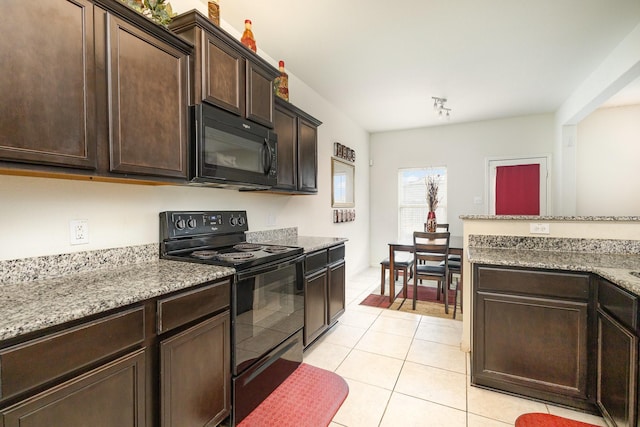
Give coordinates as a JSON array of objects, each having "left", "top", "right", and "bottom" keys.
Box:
[
  {"left": 369, "top": 114, "right": 555, "bottom": 266},
  {"left": 577, "top": 104, "right": 640, "bottom": 215}
]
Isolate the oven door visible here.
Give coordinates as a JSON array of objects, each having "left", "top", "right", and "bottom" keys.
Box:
[{"left": 232, "top": 254, "right": 305, "bottom": 376}]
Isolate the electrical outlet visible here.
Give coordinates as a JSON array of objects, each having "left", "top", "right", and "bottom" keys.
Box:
[
  {"left": 529, "top": 223, "right": 550, "bottom": 234},
  {"left": 266, "top": 213, "right": 276, "bottom": 226},
  {"left": 70, "top": 220, "right": 89, "bottom": 245}
]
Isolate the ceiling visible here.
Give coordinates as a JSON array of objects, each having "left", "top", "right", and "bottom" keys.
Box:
[{"left": 208, "top": 0, "right": 640, "bottom": 133}]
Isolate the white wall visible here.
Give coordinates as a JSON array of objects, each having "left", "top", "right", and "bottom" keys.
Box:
[
  {"left": 555, "top": 22, "right": 640, "bottom": 214},
  {"left": 369, "top": 114, "right": 554, "bottom": 266},
  {"left": 0, "top": 0, "right": 371, "bottom": 279},
  {"left": 576, "top": 104, "right": 640, "bottom": 215}
]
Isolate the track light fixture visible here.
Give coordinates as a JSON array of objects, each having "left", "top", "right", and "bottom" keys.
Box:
[{"left": 432, "top": 97, "right": 451, "bottom": 119}]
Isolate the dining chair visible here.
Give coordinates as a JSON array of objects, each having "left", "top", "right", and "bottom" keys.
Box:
[
  {"left": 412, "top": 231, "right": 451, "bottom": 312},
  {"left": 380, "top": 251, "right": 414, "bottom": 298}
]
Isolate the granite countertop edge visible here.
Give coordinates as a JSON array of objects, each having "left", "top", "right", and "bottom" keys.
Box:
[
  {"left": 0, "top": 260, "right": 235, "bottom": 342},
  {"left": 261, "top": 235, "right": 349, "bottom": 253},
  {"left": 467, "top": 247, "right": 640, "bottom": 296}
]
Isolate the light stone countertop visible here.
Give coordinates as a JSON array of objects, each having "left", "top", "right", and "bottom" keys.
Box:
[
  {"left": 468, "top": 247, "right": 640, "bottom": 296},
  {"left": 0, "top": 260, "right": 234, "bottom": 342},
  {"left": 261, "top": 235, "right": 348, "bottom": 253}
]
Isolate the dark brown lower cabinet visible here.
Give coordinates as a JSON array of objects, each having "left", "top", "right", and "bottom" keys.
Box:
[
  {"left": 303, "top": 244, "right": 346, "bottom": 347},
  {"left": 597, "top": 277, "right": 639, "bottom": 427},
  {"left": 160, "top": 311, "right": 231, "bottom": 427},
  {"left": 304, "top": 268, "right": 328, "bottom": 345},
  {"left": 1, "top": 349, "right": 146, "bottom": 426},
  {"left": 328, "top": 261, "right": 346, "bottom": 325},
  {"left": 472, "top": 265, "right": 596, "bottom": 411}
]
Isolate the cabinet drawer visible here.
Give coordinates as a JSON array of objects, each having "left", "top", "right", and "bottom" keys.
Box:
[
  {"left": 157, "top": 280, "right": 230, "bottom": 334},
  {"left": 328, "top": 244, "right": 345, "bottom": 264},
  {"left": 0, "top": 306, "right": 144, "bottom": 401},
  {"left": 598, "top": 278, "right": 638, "bottom": 333},
  {"left": 305, "top": 250, "right": 328, "bottom": 274},
  {"left": 475, "top": 265, "right": 590, "bottom": 300}
]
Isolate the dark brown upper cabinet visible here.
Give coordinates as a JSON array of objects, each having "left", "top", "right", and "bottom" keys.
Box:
[
  {"left": 0, "top": 0, "right": 97, "bottom": 170},
  {"left": 169, "top": 11, "right": 278, "bottom": 129},
  {"left": 273, "top": 98, "right": 322, "bottom": 194},
  {"left": 103, "top": 10, "right": 189, "bottom": 179},
  {"left": 0, "top": 0, "right": 192, "bottom": 184}
]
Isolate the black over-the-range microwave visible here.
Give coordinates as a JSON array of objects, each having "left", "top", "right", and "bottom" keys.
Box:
[{"left": 189, "top": 103, "right": 278, "bottom": 190}]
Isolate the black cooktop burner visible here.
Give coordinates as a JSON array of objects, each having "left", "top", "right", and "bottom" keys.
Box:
[
  {"left": 263, "top": 246, "right": 290, "bottom": 253},
  {"left": 217, "top": 252, "right": 256, "bottom": 262},
  {"left": 191, "top": 250, "right": 218, "bottom": 259},
  {"left": 233, "top": 243, "right": 263, "bottom": 252}
]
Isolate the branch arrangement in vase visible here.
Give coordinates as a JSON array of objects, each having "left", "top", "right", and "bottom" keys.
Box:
[{"left": 426, "top": 175, "right": 440, "bottom": 212}]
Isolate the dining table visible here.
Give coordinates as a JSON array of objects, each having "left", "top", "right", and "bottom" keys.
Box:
[{"left": 386, "top": 235, "right": 464, "bottom": 304}]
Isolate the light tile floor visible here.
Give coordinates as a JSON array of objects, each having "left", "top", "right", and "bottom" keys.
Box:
[{"left": 303, "top": 267, "right": 608, "bottom": 427}]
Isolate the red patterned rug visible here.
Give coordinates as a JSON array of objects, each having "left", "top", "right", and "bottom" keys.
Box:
[
  {"left": 238, "top": 363, "right": 349, "bottom": 427},
  {"left": 360, "top": 284, "right": 456, "bottom": 309},
  {"left": 515, "top": 413, "right": 600, "bottom": 427}
]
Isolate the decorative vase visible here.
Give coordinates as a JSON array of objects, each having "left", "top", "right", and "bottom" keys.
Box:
[
  {"left": 207, "top": 1, "right": 220, "bottom": 26},
  {"left": 274, "top": 60, "right": 289, "bottom": 101},
  {"left": 241, "top": 19, "right": 257, "bottom": 53},
  {"left": 426, "top": 211, "right": 437, "bottom": 232}
]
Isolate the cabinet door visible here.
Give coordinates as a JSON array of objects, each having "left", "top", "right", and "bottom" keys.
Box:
[
  {"left": 1, "top": 349, "right": 146, "bottom": 427},
  {"left": 297, "top": 117, "right": 319, "bottom": 193},
  {"left": 473, "top": 291, "right": 590, "bottom": 402},
  {"left": 245, "top": 62, "right": 274, "bottom": 128},
  {"left": 273, "top": 103, "right": 297, "bottom": 191},
  {"left": 304, "top": 270, "right": 328, "bottom": 346},
  {"left": 203, "top": 34, "right": 244, "bottom": 115},
  {"left": 160, "top": 311, "right": 231, "bottom": 427},
  {"left": 106, "top": 14, "right": 188, "bottom": 179},
  {"left": 328, "top": 261, "right": 346, "bottom": 325},
  {"left": 597, "top": 309, "right": 638, "bottom": 427},
  {"left": 0, "top": 0, "right": 97, "bottom": 170}
]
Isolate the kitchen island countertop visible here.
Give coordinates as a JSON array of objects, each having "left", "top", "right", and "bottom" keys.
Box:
[
  {"left": 0, "top": 260, "right": 234, "bottom": 342},
  {"left": 468, "top": 246, "right": 640, "bottom": 296}
]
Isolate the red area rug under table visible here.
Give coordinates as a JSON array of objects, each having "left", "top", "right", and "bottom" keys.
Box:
[
  {"left": 360, "top": 284, "right": 456, "bottom": 309},
  {"left": 237, "top": 363, "right": 349, "bottom": 427},
  {"left": 515, "top": 413, "right": 600, "bottom": 427}
]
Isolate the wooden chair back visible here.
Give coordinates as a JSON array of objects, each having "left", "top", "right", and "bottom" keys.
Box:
[{"left": 413, "top": 231, "right": 450, "bottom": 270}]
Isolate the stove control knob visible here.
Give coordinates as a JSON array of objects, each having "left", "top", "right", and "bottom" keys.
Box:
[
  {"left": 238, "top": 216, "right": 246, "bottom": 226},
  {"left": 187, "top": 218, "right": 197, "bottom": 229},
  {"left": 175, "top": 219, "right": 186, "bottom": 230},
  {"left": 229, "top": 216, "right": 238, "bottom": 226}
]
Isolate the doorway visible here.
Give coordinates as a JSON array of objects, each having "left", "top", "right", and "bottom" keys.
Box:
[{"left": 487, "top": 156, "right": 549, "bottom": 215}]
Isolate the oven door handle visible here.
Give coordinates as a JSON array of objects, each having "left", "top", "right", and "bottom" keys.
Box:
[{"left": 236, "top": 254, "right": 305, "bottom": 280}]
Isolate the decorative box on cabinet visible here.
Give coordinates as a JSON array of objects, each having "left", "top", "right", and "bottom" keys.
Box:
[
  {"left": 169, "top": 11, "right": 278, "bottom": 129},
  {"left": 1, "top": 0, "right": 192, "bottom": 184},
  {"left": 273, "top": 98, "right": 322, "bottom": 194},
  {"left": 472, "top": 264, "right": 597, "bottom": 412},
  {"left": 303, "top": 244, "right": 345, "bottom": 347},
  {"left": 597, "top": 278, "right": 639, "bottom": 427}
]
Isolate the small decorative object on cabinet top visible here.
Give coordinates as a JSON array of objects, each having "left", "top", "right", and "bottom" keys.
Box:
[
  {"left": 333, "top": 142, "right": 355, "bottom": 163},
  {"left": 241, "top": 19, "right": 257, "bottom": 52},
  {"left": 119, "top": 0, "right": 176, "bottom": 26},
  {"left": 274, "top": 60, "right": 289, "bottom": 101},
  {"left": 207, "top": 1, "right": 220, "bottom": 25}
]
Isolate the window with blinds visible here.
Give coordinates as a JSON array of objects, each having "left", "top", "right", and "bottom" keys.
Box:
[{"left": 398, "top": 167, "right": 447, "bottom": 242}]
